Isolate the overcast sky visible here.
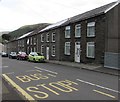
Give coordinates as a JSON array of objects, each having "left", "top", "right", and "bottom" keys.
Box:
[{"left": 0, "top": 0, "right": 117, "bottom": 32}]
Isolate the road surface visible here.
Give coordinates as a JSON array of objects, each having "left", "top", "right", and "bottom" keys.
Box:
[{"left": 2, "top": 57, "right": 119, "bottom": 101}]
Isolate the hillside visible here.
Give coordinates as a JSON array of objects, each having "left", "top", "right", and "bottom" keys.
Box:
[
  {"left": 8, "top": 23, "right": 50, "bottom": 39},
  {"left": 0, "top": 31, "right": 10, "bottom": 43}
]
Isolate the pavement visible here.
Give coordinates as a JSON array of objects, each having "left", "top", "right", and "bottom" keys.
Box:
[
  {"left": 45, "top": 60, "right": 120, "bottom": 76},
  {"left": 1, "top": 78, "right": 24, "bottom": 101},
  {"left": 0, "top": 57, "right": 24, "bottom": 101}
]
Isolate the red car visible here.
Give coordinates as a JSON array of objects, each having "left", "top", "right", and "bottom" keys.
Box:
[{"left": 17, "top": 52, "right": 28, "bottom": 60}]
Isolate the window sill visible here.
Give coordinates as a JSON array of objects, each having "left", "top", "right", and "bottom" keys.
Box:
[
  {"left": 86, "top": 56, "right": 95, "bottom": 59},
  {"left": 64, "top": 54, "right": 70, "bottom": 56},
  {"left": 75, "top": 36, "right": 81, "bottom": 38},
  {"left": 86, "top": 36, "right": 95, "bottom": 38},
  {"left": 52, "top": 41, "right": 55, "bottom": 43}
]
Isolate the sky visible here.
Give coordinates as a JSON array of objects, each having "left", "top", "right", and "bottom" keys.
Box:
[{"left": 0, "top": 0, "right": 117, "bottom": 32}]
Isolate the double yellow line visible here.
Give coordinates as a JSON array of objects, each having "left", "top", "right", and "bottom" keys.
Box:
[{"left": 2, "top": 74, "right": 35, "bottom": 101}]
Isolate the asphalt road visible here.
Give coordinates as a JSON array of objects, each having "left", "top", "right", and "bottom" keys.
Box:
[{"left": 2, "top": 57, "right": 120, "bottom": 101}]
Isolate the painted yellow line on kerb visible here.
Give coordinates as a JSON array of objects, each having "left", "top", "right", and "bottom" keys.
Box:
[
  {"left": 93, "top": 89, "right": 116, "bottom": 99},
  {"left": 2, "top": 74, "right": 35, "bottom": 101}
]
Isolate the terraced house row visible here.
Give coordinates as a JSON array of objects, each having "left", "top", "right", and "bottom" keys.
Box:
[{"left": 5, "top": 1, "right": 120, "bottom": 70}]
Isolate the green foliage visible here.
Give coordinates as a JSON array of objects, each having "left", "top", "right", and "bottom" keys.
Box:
[
  {"left": 8, "top": 23, "right": 50, "bottom": 39},
  {"left": 2, "top": 34, "right": 11, "bottom": 40},
  {"left": 0, "top": 36, "right": 2, "bottom": 42}
]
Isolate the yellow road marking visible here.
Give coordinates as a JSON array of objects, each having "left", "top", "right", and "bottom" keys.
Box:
[
  {"left": 2, "top": 74, "right": 35, "bottom": 101},
  {"left": 93, "top": 89, "right": 116, "bottom": 99}
]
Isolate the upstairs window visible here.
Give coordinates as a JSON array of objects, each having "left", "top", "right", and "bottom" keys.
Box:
[
  {"left": 64, "top": 42, "right": 70, "bottom": 55},
  {"left": 27, "top": 39, "right": 29, "bottom": 45},
  {"left": 75, "top": 24, "right": 81, "bottom": 37},
  {"left": 46, "top": 33, "right": 49, "bottom": 42},
  {"left": 87, "top": 22, "right": 95, "bottom": 37},
  {"left": 41, "top": 34, "right": 44, "bottom": 42},
  {"left": 65, "top": 26, "right": 71, "bottom": 38},
  {"left": 52, "top": 32, "right": 55, "bottom": 42}
]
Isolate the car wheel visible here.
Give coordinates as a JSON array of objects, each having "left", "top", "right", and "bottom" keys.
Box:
[
  {"left": 27, "top": 58, "right": 30, "bottom": 62},
  {"left": 33, "top": 58, "right": 36, "bottom": 62},
  {"left": 17, "top": 57, "right": 19, "bottom": 60}
]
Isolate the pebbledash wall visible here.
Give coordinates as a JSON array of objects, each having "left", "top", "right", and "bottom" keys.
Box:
[
  {"left": 104, "top": 2, "right": 120, "bottom": 69},
  {"left": 5, "top": 1, "right": 119, "bottom": 70}
]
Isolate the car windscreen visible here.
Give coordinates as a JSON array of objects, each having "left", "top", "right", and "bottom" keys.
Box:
[
  {"left": 37, "top": 53, "right": 42, "bottom": 56},
  {"left": 11, "top": 52, "right": 16, "bottom": 54},
  {"left": 31, "top": 52, "right": 38, "bottom": 56}
]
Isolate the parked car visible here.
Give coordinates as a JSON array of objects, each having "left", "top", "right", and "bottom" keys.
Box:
[
  {"left": 17, "top": 52, "right": 28, "bottom": 60},
  {"left": 9, "top": 52, "right": 17, "bottom": 59},
  {"left": 1, "top": 52, "right": 8, "bottom": 57},
  {"left": 28, "top": 52, "right": 45, "bottom": 62}
]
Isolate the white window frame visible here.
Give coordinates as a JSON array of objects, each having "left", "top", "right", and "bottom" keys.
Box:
[
  {"left": 64, "top": 42, "right": 70, "bottom": 55},
  {"left": 51, "top": 45, "right": 55, "bottom": 56},
  {"left": 75, "top": 24, "right": 81, "bottom": 37},
  {"left": 46, "top": 33, "right": 49, "bottom": 42},
  {"left": 41, "top": 34, "right": 44, "bottom": 42},
  {"left": 65, "top": 26, "right": 71, "bottom": 38},
  {"left": 87, "top": 22, "right": 95, "bottom": 37},
  {"left": 87, "top": 42, "right": 95, "bottom": 58},
  {"left": 27, "top": 39, "right": 29, "bottom": 45},
  {"left": 41, "top": 45, "right": 44, "bottom": 55},
  {"left": 52, "top": 32, "right": 55, "bottom": 42}
]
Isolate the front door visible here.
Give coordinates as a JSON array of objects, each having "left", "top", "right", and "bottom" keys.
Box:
[
  {"left": 46, "top": 47, "right": 49, "bottom": 60},
  {"left": 75, "top": 42, "right": 80, "bottom": 63}
]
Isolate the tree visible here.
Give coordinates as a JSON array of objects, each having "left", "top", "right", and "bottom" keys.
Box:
[{"left": 2, "top": 34, "right": 11, "bottom": 41}]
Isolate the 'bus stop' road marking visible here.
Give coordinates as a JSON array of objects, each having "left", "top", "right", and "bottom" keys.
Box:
[
  {"left": 34, "top": 66, "right": 58, "bottom": 75},
  {"left": 76, "top": 79, "right": 120, "bottom": 93},
  {"left": 2, "top": 74, "right": 35, "bottom": 101}
]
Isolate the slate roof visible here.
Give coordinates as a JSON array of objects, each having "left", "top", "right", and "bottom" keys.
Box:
[
  {"left": 39, "top": 19, "right": 68, "bottom": 33},
  {"left": 17, "top": 31, "right": 33, "bottom": 40},
  {"left": 39, "top": 1, "right": 118, "bottom": 32},
  {"left": 17, "top": 1, "right": 119, "bottom": 39},
  {"left": 68, "top": 2, "right": 118, "bottom": 23}
]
